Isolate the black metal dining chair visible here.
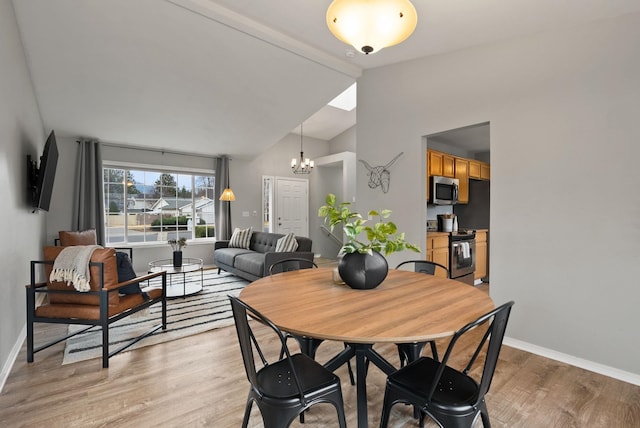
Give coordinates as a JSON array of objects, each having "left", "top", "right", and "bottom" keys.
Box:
[
  {"left": 268, "top": 257, "right": 318, "bottom": 275},
  {"left": 268, "top": 258, "right": 355, "bottom": 386},
  {"left": 229, "top": 296, "right": 347, "bottom": 428},
  {"left": 395, "top": 260, "right": 450, "bottom": 367},
  {"left": 379, "top": 301, "right": 515, "bottom": 428}
]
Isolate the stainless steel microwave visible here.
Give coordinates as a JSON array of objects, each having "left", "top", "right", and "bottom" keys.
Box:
[{"left": 430, "top": 176, "right": 459, "bottom": 205}]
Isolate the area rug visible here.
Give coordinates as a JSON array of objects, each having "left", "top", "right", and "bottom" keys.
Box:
[{"left": 62, "top": 270, "right": 248, "bottom": 365}]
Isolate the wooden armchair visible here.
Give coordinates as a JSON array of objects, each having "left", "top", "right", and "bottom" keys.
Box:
[{"left": 26, "top": 246, "right": 167, "bottom": 368}]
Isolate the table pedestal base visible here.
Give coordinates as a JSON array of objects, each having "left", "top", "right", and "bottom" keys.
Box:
[{"left": 325, "top": 343, "right": 396, "bottom": 428}]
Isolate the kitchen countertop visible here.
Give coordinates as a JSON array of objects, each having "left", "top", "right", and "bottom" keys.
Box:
[{"left": 426, "top": 229, "right": 488, "bottom": 236}]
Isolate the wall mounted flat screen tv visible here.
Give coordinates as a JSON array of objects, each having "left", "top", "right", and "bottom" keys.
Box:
[{"left": 27, "top": 130, "right": 58, "bottom": 212}]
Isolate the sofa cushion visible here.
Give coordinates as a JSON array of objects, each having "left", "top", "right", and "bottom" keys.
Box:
[
  {"left": 233, "top": 253, "right": 267, "bottom": 278},
  {"left": 249, "top": 232, "right": 282, "bottom": 253},
  {"left": 229, "top": 227, "right": 252, "bottom": 249},
  {"left": 214, "top": 247, "right": 253, "bottom": 267},
  {"left": 275, "top": 232, "right": 299, "bottom": 252},
  {"left": 115, "top": 251, "right": 142, "bottom": 295}
]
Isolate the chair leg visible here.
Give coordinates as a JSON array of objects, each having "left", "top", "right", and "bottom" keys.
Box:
[
  {"left": 379, "top": 385, "right": 395, "bottom": 428},
  {"left": 241, "top": 397, "right": 253, "bottom": 428},
  {"left": 102, "top": 325, "right": 109, "bottom": 368},
  {"left": 26, "top": 289, "right": 35, "bottom": 363},
  {"left": 479, "top": 399, "right": 492, "bottom": 428}
]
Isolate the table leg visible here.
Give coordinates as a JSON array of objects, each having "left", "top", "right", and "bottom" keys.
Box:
[{"left": 325, "top": 343, "right": 397, "bottom": 428}]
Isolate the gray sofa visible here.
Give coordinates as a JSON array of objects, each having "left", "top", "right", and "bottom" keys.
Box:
[{"left": 214, "top": 231, "right": 313, "bottom": 281}]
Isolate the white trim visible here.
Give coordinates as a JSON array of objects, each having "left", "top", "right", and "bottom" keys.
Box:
[
  {"left": 165, "top": 0, "right": 362, "bottom": 79},
  {"left": 504, "top": 337, "right": 640, "bottom": 386},
  {"left": 1, "top": 325, "right": 26, "bottom": 394},
  {"left": 104, "top": 160, "right": 214, "bottom": 176}
]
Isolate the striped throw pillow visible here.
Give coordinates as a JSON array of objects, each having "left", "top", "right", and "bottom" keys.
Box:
[
  {"left": 228, "top": 227, "right": 252, "bottom": 249},
  {"left": 275, "top": 233, "right": 298, "bottom": 252}
]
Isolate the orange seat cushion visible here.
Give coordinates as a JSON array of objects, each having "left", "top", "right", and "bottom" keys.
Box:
[
  {"left": 58, "top": 229, "right": 97, "bottom": 246},
  {"left": 35, "top": 288, "right": 163, "bottom": 320}
]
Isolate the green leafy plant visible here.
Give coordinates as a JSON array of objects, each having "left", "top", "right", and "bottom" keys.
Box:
[{"left": 318, "top": 193, "right": 420, "bottom": 256}]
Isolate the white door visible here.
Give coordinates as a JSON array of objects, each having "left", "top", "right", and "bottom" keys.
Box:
[{"left": 275, "top": 178, "right": 308, "bottom": 236}]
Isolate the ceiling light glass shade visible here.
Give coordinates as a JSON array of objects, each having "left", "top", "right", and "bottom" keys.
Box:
[
  {"left": 219, "top": 188, "right": 236, "bottom": 201},
  {"left": 326, "top": 0, "right": 417, "bottom": 55}
]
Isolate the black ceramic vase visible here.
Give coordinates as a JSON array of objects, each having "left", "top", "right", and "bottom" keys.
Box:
[
  {"left": 173, "top": 251, "right": 182, "bottom": 268},
  {"left": 338, "top": 251, "right": 388, "bottom": 290}
]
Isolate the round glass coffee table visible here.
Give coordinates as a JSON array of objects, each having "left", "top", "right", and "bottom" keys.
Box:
[{"left": 148, "top": 258, "right": 204, "bottom": 298}]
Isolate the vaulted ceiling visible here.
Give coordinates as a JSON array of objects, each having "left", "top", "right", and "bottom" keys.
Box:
[{"left": 11, "top": 0, "right": 640, "bottom": 158}]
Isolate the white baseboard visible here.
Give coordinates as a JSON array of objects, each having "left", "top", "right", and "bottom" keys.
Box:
[
  {"left": 0, "top": 325, "right": 26, "bottom": 394},
  {"left": 504, "top": 337, "right": 640, "bottom": 386}
]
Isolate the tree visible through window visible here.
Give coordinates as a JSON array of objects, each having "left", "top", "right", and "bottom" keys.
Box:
[{"left": 103, "top": 167, "right": 215, "bottom": 245}]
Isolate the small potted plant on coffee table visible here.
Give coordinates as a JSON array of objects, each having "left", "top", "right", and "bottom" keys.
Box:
[{"left": 168, "top": 237, "right": 187, "bottom": 267}]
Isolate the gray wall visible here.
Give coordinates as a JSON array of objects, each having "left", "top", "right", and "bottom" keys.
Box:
[
  {"left": 357, "top": 13, "right": 640, "bottom": 378},
  {"left": 0, "top": 0, "right": 47, "bottom": 386}
]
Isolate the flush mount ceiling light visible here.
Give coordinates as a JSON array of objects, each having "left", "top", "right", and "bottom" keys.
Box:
[{"left": 326, "top": 0, "right": 418, "bottom": 55}]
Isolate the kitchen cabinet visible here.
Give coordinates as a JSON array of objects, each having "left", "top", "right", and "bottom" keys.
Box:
[
  {"left": 454, "top": 158, "right": 469, "bottom": 204},
  {"left": 428, "top": 150, "right": 443, "bottom": 176},
  {"left": 427, "top": 149, "right": 490, "bottom": 201},
  {"left": 426, "top": 233, "right": 449, "bottom": 277},
  {"left": 474, "top": 230, "right": 488, "bottom": 281},
  {"left": 480, "top": 162, "right": 491, "bottom": 180},
  {"left": 427, "top": 150, "right": 454, "bottom": 177},
  {"left": 469, "top": 160, "right": 490, "bottom": 180},
  {"left": 442, "top": 154, "right": 455, "bottom": 177},
  {"left": 469, "top": 160, "right": 481, "bottom": 178}
]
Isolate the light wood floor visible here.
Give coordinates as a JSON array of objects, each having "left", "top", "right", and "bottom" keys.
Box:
[{"left": 2, "top": 280, "right": 639, "bottom": 427}]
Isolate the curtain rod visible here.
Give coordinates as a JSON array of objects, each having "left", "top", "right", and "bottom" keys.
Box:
[{"left": 99, "top": 141, "right": 221, "bottom": 160}]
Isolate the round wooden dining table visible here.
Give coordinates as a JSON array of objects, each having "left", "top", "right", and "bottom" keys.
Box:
[{"left": 239, "top": 267, "right": 494, "bottom": 428}]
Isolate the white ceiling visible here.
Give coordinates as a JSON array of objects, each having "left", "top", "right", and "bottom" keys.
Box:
[{"left": 11, "top": 0, "right": 640, "bottom": 158}]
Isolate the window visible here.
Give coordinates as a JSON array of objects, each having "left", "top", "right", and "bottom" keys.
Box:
[{"left": 103, "top": 167, "right": 215, "bottom": 245}]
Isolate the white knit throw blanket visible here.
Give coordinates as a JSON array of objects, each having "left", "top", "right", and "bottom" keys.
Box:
[{"left": 50, "top": 245, "right": 103, "bottom": 292}]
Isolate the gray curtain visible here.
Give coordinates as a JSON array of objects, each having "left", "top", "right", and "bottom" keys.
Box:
[
  {"left": 215, "top": 156, "right": 232, "bottom": 240},
  {"left": 72, "top": 139, "right": 105, "bottom": 245}
]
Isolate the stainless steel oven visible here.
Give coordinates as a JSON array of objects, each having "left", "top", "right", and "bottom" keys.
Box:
[{"left": 450, "top": 232, "right": 476, "bottom": 285}]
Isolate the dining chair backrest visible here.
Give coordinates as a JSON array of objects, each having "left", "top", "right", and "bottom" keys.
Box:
[
  {"left": 395, "top": 260, "right": 449, "bottom": 278},
  {"left": 229, "top": 295, "right": 347, "bottom": 428},
  {"left": 229, "top": 296, "right": 304, "bottom": 398},
  {"left": 268, "top": 258, "right": 318, "bottom": 275},
  {"left": 427, "top": 300, "right": 514, "bottom": 401}
]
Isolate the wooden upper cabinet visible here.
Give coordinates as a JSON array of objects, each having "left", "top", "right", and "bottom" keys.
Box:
[
  {"left": 428, "top": 149, "right": 456, "bottom": 178},
  {"left": 469, "top": 160, "right": 481, "bottom": 179},
  {"left": 428, "top": 151, "right": 443, "bottom": 176},
  {"left": 469, "top": 160, "right": 490, "bottom": 180},
  {"left": 427, "top": 149, "right": 490, "bottom": 201},
  {"left": 480, "top": 162, "right": 491, "bottom": 180},
  {"left": 455, "top": 158, "right": 469, "bottom": 204},
  {"left": 442, "top": 154, "right": 455, "bottom": 178}
]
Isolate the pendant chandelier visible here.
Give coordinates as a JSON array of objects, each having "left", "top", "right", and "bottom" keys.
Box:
[
  {"left": 291, "top": 123, "right": 314, "bottom": 174},
  {"left": 326, "top": 0, "right": 418, "bottom": 55}
]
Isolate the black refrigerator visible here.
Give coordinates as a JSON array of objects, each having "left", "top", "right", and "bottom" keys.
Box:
[
  {"left": 455, "top": 179, "right": 490, "bottom": 282},
  {"left": 455, "top": 179, "right": 490, "bottom": 230}
]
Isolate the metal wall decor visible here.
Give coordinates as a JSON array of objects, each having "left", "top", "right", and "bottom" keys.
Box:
[{"left": 359, "top": 152, "right": 403, "bottom": 193}]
